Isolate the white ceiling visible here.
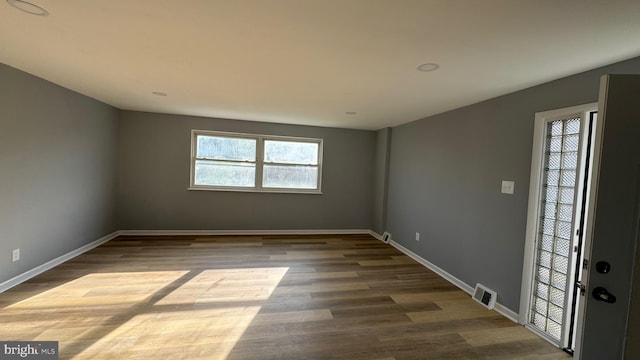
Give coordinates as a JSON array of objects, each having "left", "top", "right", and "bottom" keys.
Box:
[{"left": 2, "top": 1, "right": 640, "bottom": 130}]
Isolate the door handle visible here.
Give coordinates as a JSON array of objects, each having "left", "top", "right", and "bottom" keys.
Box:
[{"left": 592, "top": 287, "right": 617, "bottom": 303}]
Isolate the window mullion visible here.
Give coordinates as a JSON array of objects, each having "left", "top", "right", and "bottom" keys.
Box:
[{"left": 255, "top": 137, "right": 265, "bottom": 190}]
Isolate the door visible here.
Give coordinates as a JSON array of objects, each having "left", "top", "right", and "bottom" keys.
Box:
[
  {"left": 575, "top": 74, "right": 640, "bottom": 359},
  {"left": 520, "top": 103, "right": 597, "bottom": 351}
]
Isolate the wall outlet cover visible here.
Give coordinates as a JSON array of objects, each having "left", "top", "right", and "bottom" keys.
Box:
[{"left": 501, "top": 180, "right": 515, "bottom": 195}]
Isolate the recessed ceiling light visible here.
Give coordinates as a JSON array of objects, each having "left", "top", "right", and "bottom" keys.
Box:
[
  {"left": 345, "top": 111, "right": 357, "bottom": 115},
  {"left": 417, "top": 63, "right": 440, "bottom": 72},
  {"left": 152, "top": 91, "right": 168, "bottom": 96},
  {"left": 7, "top": 0, "right": 48, "bottom": 16}
]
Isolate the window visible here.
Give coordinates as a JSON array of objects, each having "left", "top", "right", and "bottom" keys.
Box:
[{"left": 190, "top": 130, "right": 322, "bottom": 193}]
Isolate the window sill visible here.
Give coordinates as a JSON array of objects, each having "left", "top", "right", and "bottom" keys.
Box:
[{"left": 187, "top": 187, "right": 323, "bottom": 195}]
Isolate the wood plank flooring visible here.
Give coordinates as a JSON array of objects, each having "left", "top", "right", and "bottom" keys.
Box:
[{"left": 0, "top": 234, "right": 570, "bottom": 359}]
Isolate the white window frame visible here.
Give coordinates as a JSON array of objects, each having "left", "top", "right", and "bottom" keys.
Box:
[{"left": 189, "top": 129, "right": 323, "bottom": 194}]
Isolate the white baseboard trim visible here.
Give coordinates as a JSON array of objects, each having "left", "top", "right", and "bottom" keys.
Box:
[
  {"left": 368, "top": 230, "right": 383, "bottom": 240},
  {"left": 494, "top": 302, "right": 519, "bottom": 323},
  {"left": 390, "top": 240, "right": 474, "bottom": 293},
  {"left": 118, "top": 229, "right": 372, "bottom": 236},
  {"left": 0, "top": 231, "right": 120, "bottom": 293},
  {"left": 389, "top": 239, "right": 519, "bottom": 323}
]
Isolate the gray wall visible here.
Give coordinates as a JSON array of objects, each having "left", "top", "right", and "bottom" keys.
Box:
[
  {"left": 386, "top": 56, "right": 640, "bottom": 312},
  {"left": 0, "top": 64, "right": 119, "bottom": 285},
  {"left": 372, "top": 128, "right": 391, "bottom": 235},
  {"left": 117, "top": 111, "right": 375, "bottom": 230}
]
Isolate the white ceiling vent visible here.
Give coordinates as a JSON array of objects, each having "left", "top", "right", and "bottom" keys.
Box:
[{"left": 472, "top": 284, "right": 497, "bottom": 310}]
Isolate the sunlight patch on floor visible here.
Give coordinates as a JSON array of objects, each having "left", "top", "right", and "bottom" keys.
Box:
[
  {"left": 2, "top": 268, "right": 289, "bottom": 359},
  {"left": 157, "top": 267, "right": 289, "bottom": 305},
  {"left": 5, "top": 271, "right": 188, "bottom": 309}
]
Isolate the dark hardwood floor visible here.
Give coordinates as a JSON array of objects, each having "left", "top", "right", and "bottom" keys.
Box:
[{"left": 0, "top": 234, "right": 570, "bottom": 359}]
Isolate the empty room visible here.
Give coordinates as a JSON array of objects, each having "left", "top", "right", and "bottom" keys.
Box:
[{"left": 2, "top": 1, "right": 640, "bottom": 359}]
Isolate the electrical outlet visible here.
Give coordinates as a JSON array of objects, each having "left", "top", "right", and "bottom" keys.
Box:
[
  {"left": 415, "top": 232, "right": 420, "bottom": 241},
  {"left": 12, "top": 249, "right": 20, "bottom": 262}
]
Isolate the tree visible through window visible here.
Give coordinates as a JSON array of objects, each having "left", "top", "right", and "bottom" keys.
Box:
[{"left": 190, "top": 130, "right": 322, "bottom": 193}]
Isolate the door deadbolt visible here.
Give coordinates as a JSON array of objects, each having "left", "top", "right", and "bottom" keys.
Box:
[{"left": 596, "top": 261, "right": 611, "bottom": 274}]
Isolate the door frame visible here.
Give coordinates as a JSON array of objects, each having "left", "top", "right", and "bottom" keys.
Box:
[{"left": 519, "top": 102, "right": 599, "bottom": 349}]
